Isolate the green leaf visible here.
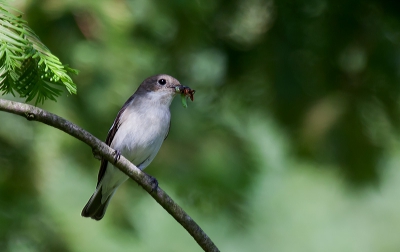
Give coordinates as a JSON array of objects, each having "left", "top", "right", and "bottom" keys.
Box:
[{"left": 0, "top": 1, "right": 78, "bottom": 104}]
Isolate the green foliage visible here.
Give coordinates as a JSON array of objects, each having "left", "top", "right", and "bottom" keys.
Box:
[{"left": 0, "top": 2, "right": 77, "bottom": 104}]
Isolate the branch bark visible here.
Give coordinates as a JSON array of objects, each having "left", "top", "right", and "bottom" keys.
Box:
[{"left": 0, "top": 98, "right": 220, "bottom": 252}]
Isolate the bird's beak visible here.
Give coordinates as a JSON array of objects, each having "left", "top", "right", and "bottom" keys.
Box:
[{"left": 174, "top": 85, "right": 184, "bottom": 93}]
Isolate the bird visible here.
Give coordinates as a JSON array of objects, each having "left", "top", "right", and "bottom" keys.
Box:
[{"left": 82, "top": 74, "right": 184, "bottom": 220}]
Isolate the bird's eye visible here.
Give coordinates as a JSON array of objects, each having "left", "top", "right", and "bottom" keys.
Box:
[{"left": 158, "top": 79, "right": 166, "bottom": 85}]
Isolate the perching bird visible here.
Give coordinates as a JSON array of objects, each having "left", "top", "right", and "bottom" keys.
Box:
[{"left": 82, "top": 74, "right": 184, "bottom": 220}]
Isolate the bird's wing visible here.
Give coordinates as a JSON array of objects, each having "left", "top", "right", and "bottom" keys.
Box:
[
  {"left": 96, "top": 95, "right": 135, "bottom": 186},
  {"left": 164, "top": 121, "right": 171, "bottom": 140}
]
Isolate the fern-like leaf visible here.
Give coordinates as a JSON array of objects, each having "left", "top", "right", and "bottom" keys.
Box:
[{"left": 0, "top": 1, "right": 78, "bottom": 105}]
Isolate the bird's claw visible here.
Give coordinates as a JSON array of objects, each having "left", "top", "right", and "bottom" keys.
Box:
[
  {"left": 92, "top": 148, "right": 102, "bottom": 160},
  {"left": 113, "top": 149, "right": 121, "bottom": 164},
  {"left": 145, "top": 173, "right": 159, "bottom": 192}
]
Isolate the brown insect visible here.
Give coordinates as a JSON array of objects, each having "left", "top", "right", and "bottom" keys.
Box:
[{"left": 180, "top": 86, "right": 196, "bottom": 101}]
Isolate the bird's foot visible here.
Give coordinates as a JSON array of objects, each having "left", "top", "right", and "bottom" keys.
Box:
[
  {"left": 145, "top": 173, "right": 159, "bottom": 192},
  {"left": 92, "top": 148, "right": 102, "bottom": 160},
  {"left": 113, "top": 149, "right": 121, "bottom": 164}
]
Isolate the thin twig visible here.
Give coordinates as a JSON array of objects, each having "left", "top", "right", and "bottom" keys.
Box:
[{"left": 0, "top": 98, "right": 220, "bottom": 252}]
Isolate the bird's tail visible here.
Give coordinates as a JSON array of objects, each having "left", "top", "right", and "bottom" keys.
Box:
[{"left": 81, "top": 186, "right": 116, "bottom": 221}]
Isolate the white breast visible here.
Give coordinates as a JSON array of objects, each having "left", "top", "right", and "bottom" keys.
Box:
[{"left": 111, "top": 95, "right": 171, "bottom": 169}]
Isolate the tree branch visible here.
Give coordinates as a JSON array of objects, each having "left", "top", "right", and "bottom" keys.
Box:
[{"left": 0, "top": 98, "right": 220, "bottom": 252}]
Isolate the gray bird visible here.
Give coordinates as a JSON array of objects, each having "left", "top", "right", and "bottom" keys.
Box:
[{"left": 82, "top": 74, "right": 184, "bottom": 220}]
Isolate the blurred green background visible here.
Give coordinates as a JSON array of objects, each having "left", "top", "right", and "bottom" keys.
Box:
[{"left": 1, "top": 0, "right": 400, "bottom": 251}]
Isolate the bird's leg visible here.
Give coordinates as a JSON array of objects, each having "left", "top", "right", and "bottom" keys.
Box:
[
  {"left": 113, "top": 149, "right": 121, "bottom": 164},
  {"left": 144, "top": 172, "right": 159, "bottom": 192}
]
